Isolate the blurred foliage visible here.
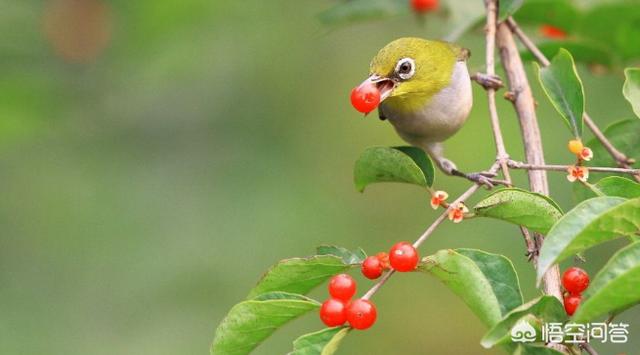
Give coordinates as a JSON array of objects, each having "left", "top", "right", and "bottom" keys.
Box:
[
  {"left": 320, "top": 0, "right": 640, "bottom": 67},
  {"left": 0, "top": 0, "right": 639, "bottom": 355}
]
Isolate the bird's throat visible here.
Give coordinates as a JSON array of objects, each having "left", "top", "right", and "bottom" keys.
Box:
[{"left": 383, "top": 92, "right": 434, "bottom": 114}]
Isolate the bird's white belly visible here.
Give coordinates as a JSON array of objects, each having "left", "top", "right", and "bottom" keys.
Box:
[{"left": 383, "top": 61, "right": 473, "bottom": 146}]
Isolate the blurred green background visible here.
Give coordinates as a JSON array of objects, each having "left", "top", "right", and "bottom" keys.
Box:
[{"left": 0, "top": 0, "right": 638, "bottom": 354}]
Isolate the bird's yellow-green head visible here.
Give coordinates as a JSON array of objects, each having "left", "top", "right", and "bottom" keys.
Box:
[{"left": 358, "top": 37, "right": 468, "bottom": 113}]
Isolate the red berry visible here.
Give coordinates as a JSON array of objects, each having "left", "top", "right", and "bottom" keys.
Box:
[
  {"left": 389, "top": 242, "right": 419, "bottom": 272},
  {"left": 376, "top": 252, "right": 391, "bottom": 269},
  {"left": 411, "top": 0, "right": 439, "bottom": 13},
  {"left": 540, "top": 24, "right": 567, "bottom": 39},
  {"left": 361, "top": 256, "right": 384, "bottom": 279},
  {"left": 328, "top": 274, "right": 356, "bottom": 301},
  {"left": 320, "top": 298, "right": 347, "bottom": 327},
  {"left": 346, "top": 299, "right": 377, "bottom": 330},
  {"left": 564, "top": 294, "right": 581, "bottom": 316},
  {"left": 562, "top": 267, "right": 590, "bottom": 294},
  {"left": 350, "top": 83, "right": 380, "bottom": 114}
]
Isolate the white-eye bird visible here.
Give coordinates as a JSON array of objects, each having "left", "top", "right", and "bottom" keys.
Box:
[{"left": 357, "top": 37, "right": 500, "bottom": 187}]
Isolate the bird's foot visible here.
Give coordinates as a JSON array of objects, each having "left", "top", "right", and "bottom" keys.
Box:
[
  {"left": 466, "top": 171, "right": 499, "bottom": 189},
  {"left": 453, "top": 170, "right": 509, "bottom": 189},
  {"left": 471, "top": 73, "right": 503, "bottom": 90}
]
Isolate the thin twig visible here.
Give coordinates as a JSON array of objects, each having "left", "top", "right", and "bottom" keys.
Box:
[
  {"left": 584, "top": 115, "right": 637, "bottom": 170},
  {"left": 484, "top": 0, "right": 509, "bottom": 163},
  {"left": 505, "top": 18, "right": 550, "bottom": 66},
  {"left": 506, "top": 17, "right": 639, "bottom": 183},
  {"left": 361, "top": 163, "right": 500, "bottom": 301},
  {"left": 361, "top": 269, "right": 395, "bottom": 300},
  {"left": 483, "top": 0, "right": 537, "bottom": 259},
  {"left": 507, "top": 160, "right": 640, "bottom": 175}
]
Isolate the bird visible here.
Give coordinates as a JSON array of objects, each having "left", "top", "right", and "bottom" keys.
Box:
[{"left": 355, "top": 37, "right": 502, "bottom": 187}]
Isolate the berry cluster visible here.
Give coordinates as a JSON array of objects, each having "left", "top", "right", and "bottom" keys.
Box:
[
  {"left": 320, "top": 274, "right": 377, "bottom": 330},
  {"left": 320, "top": 244, "right": 420, "bottom": 330},
  {"left": 566, "top": 139, "right": 593, "bottom": 183},
  {"left": 361, "top": 242, "right": 419, "bottom": 279},
  {"left": 561, "top": 267, "right": 590, "bottom": 316}
]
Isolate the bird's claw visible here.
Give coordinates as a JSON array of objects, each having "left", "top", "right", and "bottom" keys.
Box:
[
  {"left": 472, "top": 73, "right": 504, "bottom": 90},
  {"left": 465, "top": 171, "right": 508, "bottom": 189}
]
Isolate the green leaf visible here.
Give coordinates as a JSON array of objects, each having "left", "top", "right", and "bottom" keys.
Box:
[
  {"left": 289, "top": 327, "right": 350, "bottom": 355},
  {"left": 252, "top": 292, "right": 315, "bottom": 301},
  {"left": 317, "top": 0, "right": 407, "bottom": 27},
  {"left": 572, "top": 119, "right": 640, "bottom": 202},
  {"left": 354, "top": 146, "right": 435, "bottom": 192},
  {"left": 393, "top": 146, "right": 435, "bottom": 186},
  {"left": 499, "top": 0, "right": 524, "bottom": 21},
  {"left": 572, "top": 242, "right": 640, "bottom": 323},
  {"left": 536, "top": 197, "right": 640, "bottom": 283},
  {"left": 316, "top": 245, "right": 366, "bottom": 265},
  {"left": 481, "top": 296, "right": 567, "bottom": 348},
  {"left": 521, "top": 40, "right": 613, "bottom": 67},
  {"left": 211, "top": 293, "right": 320, "bottom": 355},
  {"left": 473, "top": 188, "right": 563, "bottom": 234},
  {"left": 623, "top": 67, "right": 640, "bottom": 118},
  {"left": 419, "top": 248, "right": 523, "bottom": 327},
  {"left": 536, "top": 49, "right": 585, "bottom": 137},
  {"left": 593, "top": 176, "right": 640, "bottom": 199},
  {"left": 247, "top": 255, "right": 350, "bottom": 299}
]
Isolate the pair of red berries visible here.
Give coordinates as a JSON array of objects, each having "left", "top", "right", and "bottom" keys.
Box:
[
  {"left": 561, "top": 267, "right": 590, "bottom": 316},
  {"left": 362, "top": 242, "right": 419, "bottom": 279},
  {"left": 320, "top": 274, "right": 377, "bottom": 330}
]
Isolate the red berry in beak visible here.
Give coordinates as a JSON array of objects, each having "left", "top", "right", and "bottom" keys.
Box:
[{"left": 350, "top": 83, "right": 381, "bottom": 114}]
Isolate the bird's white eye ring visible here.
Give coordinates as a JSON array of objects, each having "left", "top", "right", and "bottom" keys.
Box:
[{"left": 395, "top": 58, "right": 416, "bottom": 80}]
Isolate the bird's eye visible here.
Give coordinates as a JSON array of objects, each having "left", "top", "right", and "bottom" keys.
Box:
[{"left": 395, "top": 58, "right": 415, "bottom": 80}]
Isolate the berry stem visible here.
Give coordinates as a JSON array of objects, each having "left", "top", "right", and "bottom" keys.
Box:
[{"left": 361, "top": 270, "right": 394, "bottom": 301}]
